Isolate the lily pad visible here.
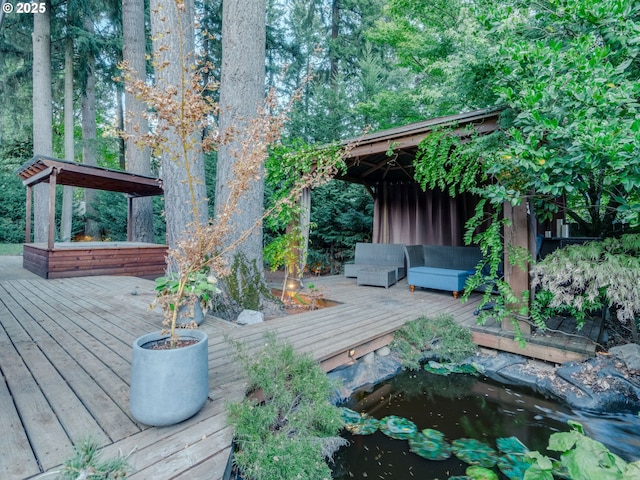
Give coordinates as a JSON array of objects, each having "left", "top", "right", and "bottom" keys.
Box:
[
  {"left": 466, "top": 465, "right": 499, "bottom": 480},
  {"left": 340, "top": 407, "right": 362, "bottom": 423},
  {"left": 340, "top": 407, "right": 380, "bottom": 435},
  {"left": 496, "top": 436, "right": 529, "bottom": 455},
  {"left": 497, "top": 453, "right": 532, "bottom": 480},
  {"left": 408, "top": 428, "right": 452, "bottom": 461},
  {"left": 379, "top": 415, "right": 418, "bottom": 440},
  {"left": 496, "top": 437, "right": 531, "bottom": 479},
  {"left": 452, "top": 438, "right": 498, "bottom": 468}
]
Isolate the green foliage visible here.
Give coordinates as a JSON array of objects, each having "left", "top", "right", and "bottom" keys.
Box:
[
  {"left": 414, "top": 126, "right": 535, "bottom": 341},
  {"left": 0, "top": 244, "right": 23, "bottom": 255},
  {"left": 58, "top": 438, "right": 130, "bottom": 479},
  {"left": 309, "top": 181, "right": 373, "bottom": 272},
  {"left": 226, "top": 333, "right": 346, "bottom": 480},
  {"left": 480, "top": 0, "right": 640, "bottom": 235},
  {"left": 424, "top": 360, "right": 482, "bottom": 376},
  {"left": 414, "top": 125, "right": 501, "bottom": 198},
  {"left": 366, "top": 0, "right": 499, "bottom": 118},
  {"left": 524, "top": 421, "right": 640, "bottom": 480},
  {"left": 85, "top": 191, "right": 166, "bottom": 243},
  {"left": 265, "top": 141, "right": 371, "bottom": 275},
  {"left": 265, "top": 141, "right": 346, "bottom": 229},
  {"left": 0, "top": 168, "right": 26, "bottom": 244},
  {"left": 154, "top": 267, "right": 221, "bottom": 316},
  {"left": 531, "top": 235, "right": 640, "bottom": 339},
  {"left": 391, "top": 315, "right": 477, "bottom": 370}
]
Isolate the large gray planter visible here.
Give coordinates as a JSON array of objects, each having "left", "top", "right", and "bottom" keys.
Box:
[
  {"left": 130, "top": 330, "right": 209, "bottom": 426},
  {"left": 177, "top": 298, "right": 205, "bottom": 326}
]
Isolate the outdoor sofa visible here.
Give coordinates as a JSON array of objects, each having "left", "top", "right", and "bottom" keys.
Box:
[
  {"left": 404, "top": 244, "right": 484, "bottom": 297},
  {"left": 344, "top": 242, "right": 406, "bottom": 288}
]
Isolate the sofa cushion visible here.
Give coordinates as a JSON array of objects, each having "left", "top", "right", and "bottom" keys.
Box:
[{"left": 408, "top": 266, "right": 474, "bottom": 292}]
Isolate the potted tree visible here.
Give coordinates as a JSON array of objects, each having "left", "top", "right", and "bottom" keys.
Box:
[{"left": 124, "top": 0, "right": 355, "bottom": 427}]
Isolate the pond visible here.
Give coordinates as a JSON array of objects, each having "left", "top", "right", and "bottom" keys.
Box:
[{"left": 332, "top": 368, "right": 640, "bottom": 479}]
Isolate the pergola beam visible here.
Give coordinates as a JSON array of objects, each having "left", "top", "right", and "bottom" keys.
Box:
[{"left": 17, "top": 155, "right": 164, "bottom": 248}]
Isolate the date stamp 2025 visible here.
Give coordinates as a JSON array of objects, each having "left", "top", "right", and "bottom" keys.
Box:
[{"left": 2, "top": 2, "right": 47, "bottom": 14}]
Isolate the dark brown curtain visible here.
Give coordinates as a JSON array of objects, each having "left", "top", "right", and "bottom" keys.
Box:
[{"left": 372, "top": 182, "right": 480, "bottom": 246}]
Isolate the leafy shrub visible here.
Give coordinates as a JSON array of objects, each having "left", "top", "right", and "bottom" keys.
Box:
[
  {"left": 391, "top": 315, "right": 477, "bottom": 370},
  {"left": 525, "top": 421, "right": 640, "bottom": 479},
  {"left": 227, "top": 334, "right": 346, "bottom": 480},
  {"left": 531, "top": 235, "right": 640, "bottom": 342}
]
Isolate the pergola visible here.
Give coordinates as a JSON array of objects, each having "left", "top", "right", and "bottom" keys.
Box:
[
  {"left": 337, "top": 107, "right": 509, "bottom": 247},
  {"left": 336, "top": 107, "right": 535, "bottom": 335},
  {"left": 16, "top": 155, "right": 167, "bottom": 278},
  {"left": 339, "top": 107, "right": 501, "bottom": 188}
]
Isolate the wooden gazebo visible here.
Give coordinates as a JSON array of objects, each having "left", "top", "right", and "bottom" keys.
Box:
[
  {"left": 338, "top": 108, "right": 537, "bottom": 337},
  {"left": 338, "top": 107, "right": 504, "bottom": 246},
  {"left": 16, "top": 155, "right": 167, "bottom": 279}
]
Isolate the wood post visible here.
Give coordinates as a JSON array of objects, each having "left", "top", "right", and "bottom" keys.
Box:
[
  {"left": 47, "top": 168, "right": 57, "bottom": 251},
  {"left": 503, "top": 201, "right": 531, "bottom": 335},
  {"left": 25, "top": 185, "right": 32, "bottom": 243},
  {"left": 127, "top": 195, "right": 133, "bottom": 242}
]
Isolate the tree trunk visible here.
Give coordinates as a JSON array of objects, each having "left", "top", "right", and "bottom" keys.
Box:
[
  {"left": 61, "top": 34, "right": 74, "bottom": 242},
  {"left": 150, "top": 0, "right": 207, "bottom": 250},
  {"left": 32, "top": 0, "right": 53, "bottom": 243},
  {"left": 81, "top": 18, "right": 100, "bottom": 240},
  {"left": 123, "top": 0, "right": 154, "bottom": 243},
  {"left": 330, "top": 0, "right": 339, "bottom": 81},
  {"left": 216, "top": 0, "right": 266, "bottom": 271}
]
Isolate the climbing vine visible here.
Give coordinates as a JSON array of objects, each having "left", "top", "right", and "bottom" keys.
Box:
[
  {"left": 264, "top": 140, "right": 349, "bottom": 289},
  {"left": 414, "top": 126, "right": 532, "bottom": 340}
]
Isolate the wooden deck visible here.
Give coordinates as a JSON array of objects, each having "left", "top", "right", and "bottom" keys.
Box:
[{"left": 0, "top": 256, "right": 600, "bottom": 479}]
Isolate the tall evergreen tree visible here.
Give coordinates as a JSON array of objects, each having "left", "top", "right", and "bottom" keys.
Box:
[
  {"left": 81, "top": 15, "right": 100, "bottom": 239},
  {"left": 215, "top": 0, "right": 266, "bottom": 270},
  {"left": 123, "top": 0, "right": 154, "bottom": 242},
  {"left": 150, "top": 0, "right": 207, "bottom": 249},
  {"left": 61, "top": 30, "right": 74, "bottom": 242},
  {"left": 32, "top": 0, "right": 53, "bottom": 243}
]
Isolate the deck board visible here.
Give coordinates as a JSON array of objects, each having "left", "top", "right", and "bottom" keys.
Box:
[{"left": 0, "top": 258, "right": 599, "bottom": 480}]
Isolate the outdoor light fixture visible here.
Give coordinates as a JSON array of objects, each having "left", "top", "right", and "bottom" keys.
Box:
[
  {"left": 286, "top": 278, "right": 301, "bottom": 292},
  {"left": 285, "top": 278, "right": 302, "bottom": 304},
  {"left": 347, "top": 348, "right": 357, "bottom": 365}
]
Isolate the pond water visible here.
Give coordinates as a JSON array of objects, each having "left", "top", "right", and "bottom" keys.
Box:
[{"left": 332, "top": 368, "right": 640, "bottom": 479}]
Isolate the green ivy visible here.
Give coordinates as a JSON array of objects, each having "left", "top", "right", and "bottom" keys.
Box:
[
  {"left": 221, "top": 251, "right": 274, "bottom": 314},
  {"left": 414, "top": 127, "right": 533, "bottom": 344}
]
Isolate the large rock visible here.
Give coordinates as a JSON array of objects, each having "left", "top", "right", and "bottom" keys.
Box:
[
  {"left": 609, "top": 343, "right": 640, "bottom": 371},
  {"left": 556, "top": 355, "right": 640, "bottom": 412},
  {"left": 328, "top": 354, "right": 402, "bottom": 403},
  {"left": 236, "top": 309, "right": 264, "bottom": 325}
]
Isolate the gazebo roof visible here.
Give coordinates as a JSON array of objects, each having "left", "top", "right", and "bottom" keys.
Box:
[
  {"left": 16, "top": 155, "right": 163, "bottom": 197},
  {"left": 339, "top": 107, "right": 502, "bottom": 186}
]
